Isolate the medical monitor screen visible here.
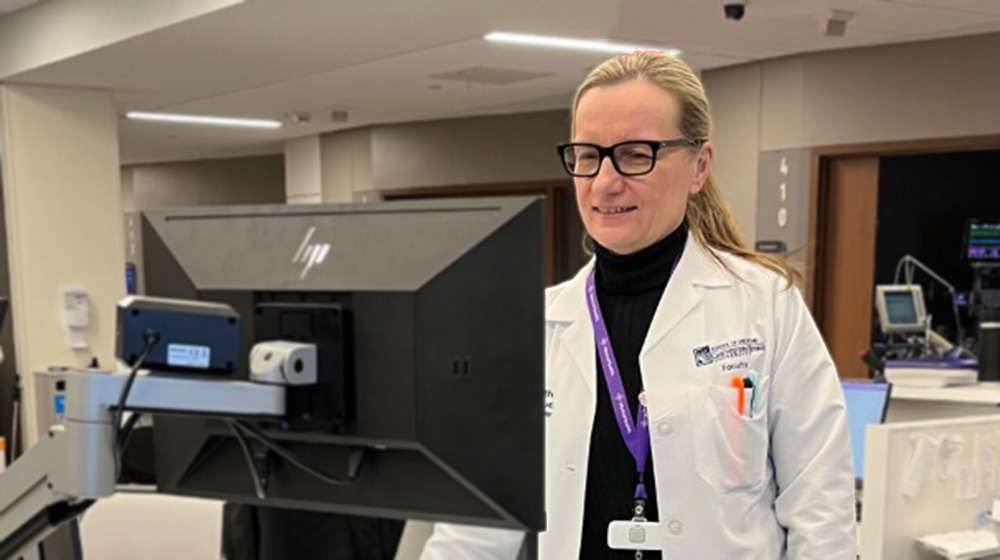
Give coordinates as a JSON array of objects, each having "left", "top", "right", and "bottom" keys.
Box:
[
  {"left": 842, "top": 382, "right": 891, "bottom": 481},
  {"left": 965, "top": 220, "right": 1000, "bottom": 262},
  {"left": 884, "top": 291, "right": 919, "bottom": 326}
]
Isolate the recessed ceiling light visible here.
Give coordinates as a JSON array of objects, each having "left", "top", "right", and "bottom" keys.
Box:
[
  {"left": 484, "top": 32, "right": 681, "bottom": 56},
  {"left": 125, "top": 111, "right": 282, "bottom": 129}
]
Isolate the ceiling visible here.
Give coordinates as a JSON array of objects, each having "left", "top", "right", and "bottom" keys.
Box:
[
  {"left": 0, "top": 0, "right": 39, "bottom": 15},
  {"left": 7, "top": 0, "right": 1000, "bottom": 164}
]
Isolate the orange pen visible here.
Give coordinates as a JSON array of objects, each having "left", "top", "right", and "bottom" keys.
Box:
[{"left": 730, "top": 376, "right": 745, "bottom": 416}]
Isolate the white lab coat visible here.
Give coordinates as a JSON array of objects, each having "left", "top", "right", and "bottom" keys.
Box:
[{"left": 422, "top": 236, "right": 856, "bottom": 560}]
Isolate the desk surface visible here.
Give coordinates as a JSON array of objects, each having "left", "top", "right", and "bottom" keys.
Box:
[{"left": 891, "top": 384, "right": 1000, "bottom": 405}]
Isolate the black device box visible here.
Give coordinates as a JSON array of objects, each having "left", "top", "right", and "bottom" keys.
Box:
[{"left": 116, "top": 296, "right": 242, "bottom": 375}]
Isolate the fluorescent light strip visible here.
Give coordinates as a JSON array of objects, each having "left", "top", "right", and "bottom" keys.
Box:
[
  {"left": 484, "top": 32, "right": 680, "bottom": 56},
  {"left": 126, "top": 112, "right": 282, "bottom": 129}
]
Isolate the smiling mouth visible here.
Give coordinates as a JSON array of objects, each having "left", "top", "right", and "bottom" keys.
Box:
[{"left": 594, "top": 206, "right": 637, "bottom": 215}]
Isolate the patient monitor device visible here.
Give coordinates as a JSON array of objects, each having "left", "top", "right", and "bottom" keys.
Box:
[{"left": 875, "top": 284, "right": 927, "bottom": 335}]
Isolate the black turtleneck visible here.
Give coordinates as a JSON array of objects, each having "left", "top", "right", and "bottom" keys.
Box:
[{"left": 579, "top": 223, "right": 688, "bottom": 560}]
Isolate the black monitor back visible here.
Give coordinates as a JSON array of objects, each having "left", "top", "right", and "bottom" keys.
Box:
[{"left": 141, "top": 197, "right": 545, "bottom": 531}]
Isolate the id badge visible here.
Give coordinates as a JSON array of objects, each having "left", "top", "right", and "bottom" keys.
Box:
[{"left": 607, "top": 518, "right": 663, "bottom": 551}]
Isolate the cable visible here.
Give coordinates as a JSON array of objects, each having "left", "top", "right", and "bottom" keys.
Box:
[
  {"left": 10, "top": 373, "right": 21, "bottom": 462},
  {"left": 113, "top": 333, "right": 159, "bottom": 479},
  {"left": 952, "top": 297, "right": 966, "bottom": 349},
  {"left": 230, "top": 420, "right": 365, "bottom": 487},
  {"left": 114, "top": 334, "right": 159, "bottom": 438},
  {"left": 10, "top": 399, "right": 18, "bottom": 463},
  {"left": 226, "top": 420, "right": 267, "bottom": 500},
  {"left": 118, "top": 412, "right": 143, "bottom": 451}
]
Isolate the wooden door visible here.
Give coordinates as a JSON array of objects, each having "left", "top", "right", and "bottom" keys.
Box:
[{"left": 815, "top": 157, "right": 880, "bottom": 379}]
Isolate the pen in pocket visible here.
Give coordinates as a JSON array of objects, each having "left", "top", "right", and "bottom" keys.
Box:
[
  {"left": 730, "top": 376, "right": 745, "bottom": 416},
  {"left": 744, "top": 371, "right": 759, "bottom": 418}
]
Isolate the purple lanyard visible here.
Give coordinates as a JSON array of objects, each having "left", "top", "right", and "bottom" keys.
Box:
[{"left": 586, "top": 269, "right": 649, "bottom": 502}]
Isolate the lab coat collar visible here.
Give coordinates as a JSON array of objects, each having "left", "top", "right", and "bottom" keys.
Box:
[
  {"left": 641, "top": 235, "right": 732, "bottom": 356},
  {"left": 546, "top": 236, "right": 733, "bottom": 393}
]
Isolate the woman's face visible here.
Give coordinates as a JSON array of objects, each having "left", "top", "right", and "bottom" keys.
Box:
[{"left": 573, "top": 79, "right": 712, "bottom": 255}]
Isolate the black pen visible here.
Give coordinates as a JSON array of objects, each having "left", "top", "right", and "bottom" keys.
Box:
[{"left": 743, "top": 376, "right": 756, "bottom": 418}]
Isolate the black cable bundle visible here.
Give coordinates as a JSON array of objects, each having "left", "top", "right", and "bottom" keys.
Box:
[
  {"left": 113, "top": 331, "right": 159, "bottom": 479},
  {"left": 226, "top": 420, "right": 367, "bottom": 499}
]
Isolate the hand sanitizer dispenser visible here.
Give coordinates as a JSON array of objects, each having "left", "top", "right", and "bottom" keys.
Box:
[{"left": 58, "top": 283, "right": 90, "bottom": 349}]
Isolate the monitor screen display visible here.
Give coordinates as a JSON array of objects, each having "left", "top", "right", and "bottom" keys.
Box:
[
  {"left": 842, "top": 382, "right": 891, "bottom": 481},
  {"left": 965, "top": 221, "right": 1000, "bottom": 262},
  {"left": 884, "top": 291, "right": 919, "bottom": 326}
]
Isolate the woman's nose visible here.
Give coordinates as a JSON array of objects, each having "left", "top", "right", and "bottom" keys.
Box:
[{"left": 590, "top": 155, "right": 626, "bottom": 196}]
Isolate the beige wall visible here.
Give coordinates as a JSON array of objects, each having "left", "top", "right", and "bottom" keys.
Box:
[
  {"left": 121, "top": 167, "right": 137, "bottom": 212},
  {"left": 318, "top": 110, "right": 570, "bottom": 197},
  {"left": 371, "top": 110, "right": 569, "bottom": 191},
  {"left": 320, "top": 127, "right": 372, "bottom": 203},
  {"left": 759, "top": 57, "right": 807, "bottom": 153},
  {"left": 793, "top": 33, "right": 1000, "bottom": 149},
  {"left": 703, "top": 31, "right": 1000, "bottom": 245},
  {"left": 0, "top": 85, "right": 125, "bottom": 442},
  {"left": 285, "top": 135, "right": 322, "bottom": 204},
  {"left": 127, "top": 155, "right": 285, "bottom": 210},
  {"left": 702, "top": 63, "right": 764, "bottom": 242},
  {"left": 707, "top": 32, "right": 1000, "bottom": 152}
]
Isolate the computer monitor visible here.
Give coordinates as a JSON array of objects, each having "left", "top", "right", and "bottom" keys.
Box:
[
  {"left": 841, "top": 381, "right": 892, "bottom": 485},
  {"left": 875, "top": 284, "right": 927, "bottom": 334},
  {"left": 964, "top": 219, "right": 1000, "bottom": 263},
  {"left": 140, "top": 197, "right": 544, "bottom": 531}
]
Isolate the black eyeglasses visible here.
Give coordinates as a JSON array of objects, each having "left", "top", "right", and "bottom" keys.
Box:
[{"left": 557, "top": 139, "right": 706, "bottom": 177}]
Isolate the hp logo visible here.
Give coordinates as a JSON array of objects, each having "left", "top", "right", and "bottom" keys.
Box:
[{"left": 293, "top": 226, "right": 330, "bottom": 279}]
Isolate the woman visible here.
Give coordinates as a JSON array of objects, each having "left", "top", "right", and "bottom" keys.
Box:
[{"left": 421, "top": 52, "right": 855, "bottom": 560}]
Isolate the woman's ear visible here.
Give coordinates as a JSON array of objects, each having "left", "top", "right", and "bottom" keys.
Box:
[{"left": 690, "top": 141, "right": 713, "bottom": 195}]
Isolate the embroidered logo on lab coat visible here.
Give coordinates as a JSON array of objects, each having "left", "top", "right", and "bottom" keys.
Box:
[{"left": 692, "top": 337, "right": 766, "bottom": 367}]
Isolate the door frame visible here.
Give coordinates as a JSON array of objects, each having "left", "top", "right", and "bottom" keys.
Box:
[{"left": 807, "top": 134, "right": 1000, "bottom": 319}]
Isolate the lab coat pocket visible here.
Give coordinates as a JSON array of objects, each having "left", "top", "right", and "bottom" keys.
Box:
[{"left": 686, "top": 385, "right": 768, "bottom": 493}]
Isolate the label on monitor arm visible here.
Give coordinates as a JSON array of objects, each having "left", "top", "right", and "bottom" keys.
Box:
[{"left": 167, "top": 344, "right": 211, "bottom": 369}]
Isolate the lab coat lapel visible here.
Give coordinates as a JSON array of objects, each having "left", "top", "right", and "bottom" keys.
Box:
[
  {"left": 549, "top": 239, "right": 732, "bottom": 392},
  {"left": 547, "top": 260, "right": 597, "bottom": 395},
  {"left": 641, "top": 237, "right": 732, "bottom": 357}
]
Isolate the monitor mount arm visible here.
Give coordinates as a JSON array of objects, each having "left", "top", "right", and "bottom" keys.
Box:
[
  {"left": 894, "top": 254, "right": 965, "bottom": 352},
  {"left": 0, "top": 370, "right": 287, "bottom": 559}
]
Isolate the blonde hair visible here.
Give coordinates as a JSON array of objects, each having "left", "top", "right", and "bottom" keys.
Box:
[{"left": 572, "top": 52, "right": 799, "bottom": 287}]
